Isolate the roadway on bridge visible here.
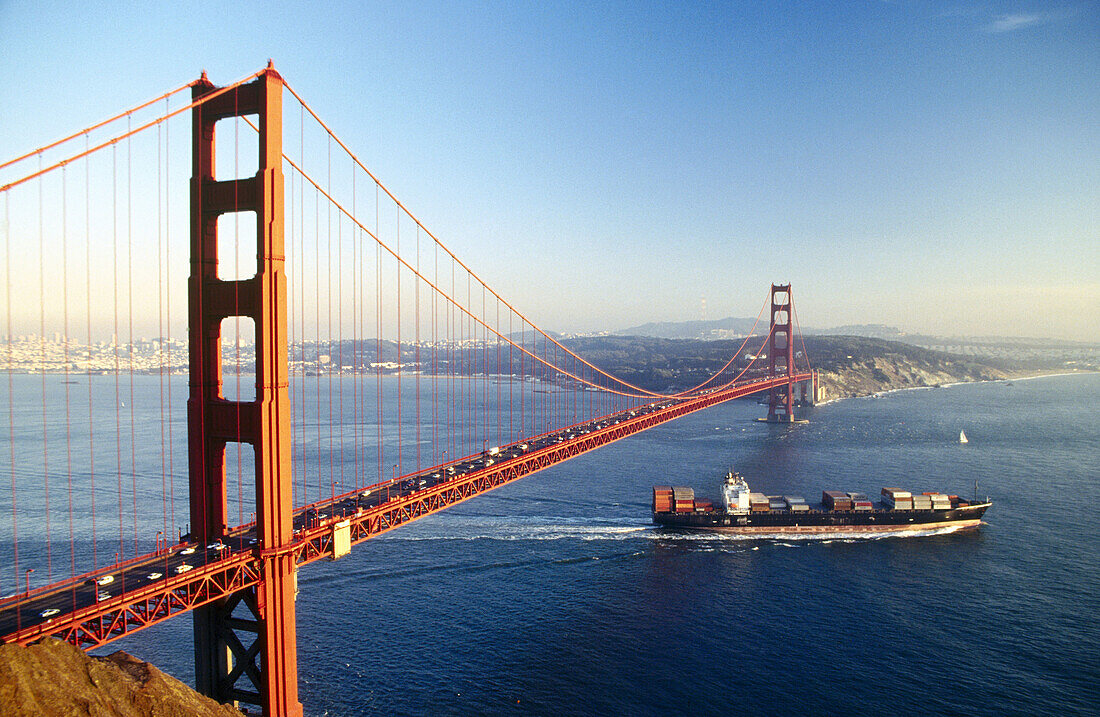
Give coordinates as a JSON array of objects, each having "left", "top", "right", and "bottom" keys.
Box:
[
  {"left": 0, "top": 395, "right": 682, "bottom": 638},
  {"left": 1, "top": 375, "right": 812, "bottom": 645}
]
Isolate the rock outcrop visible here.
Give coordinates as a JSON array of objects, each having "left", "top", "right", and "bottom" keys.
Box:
[
  {"left": 816, "top": 354, "right": 1012, "bottom": 399},
  {"left": 0, "top": 639, "right": 241, "bottom": 717}
]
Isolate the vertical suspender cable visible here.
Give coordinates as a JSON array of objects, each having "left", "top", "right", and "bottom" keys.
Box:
[
  {"left": 37, "top": 160, "right": 53, "bottom": 579},
  {"left": 336, "top": 159, "right": 345, "bottom": 501},
  {"left": 315, "top": 183, "right": 322, "bottom": 504},
  {"left": 157, "top": 121, "right": 168, "bottom": 540},
  {"left": 84, "top": 136, "right": 98, "bottom": 563},
  {"left": 509, "top": 309, "right": 513, "bottom": 442},
  {"left": 112, "top": 144, "right": 123, "bottom": 559},
  {"left": 433, "top": 240, "right": 438, "bottom": 467},
  {"left": 165, "top": 99, "right": 177, "bottom": 539},
  {"left": 351, "top": 165, "right": 358, "bottom": 492},
  {"left": 235, "top": 107, "right": 244, "bottom": 531},
  {"left": 127, "top": 118, "right": 138, "bottom": 557},
  {"left": 395, "top": 212, "right": 401, "bottom": 479},
  {"left": 415, "top": 225, "right": 421, "bottom": 475},
  {"left": 496, "top": 299, "right": 501, "bottom": 448},
  {"left": 327, "top": 136, "right": 334, "bottom": 503},
  {"left": 287, "top": 145, "right": 297, "bottom": 508},
  {"left": 5, "top": 191, "right": 18, "bottom": 594},
  {"left": 352, "top": 165, "right": 360, "bottom": 493},
  {"left": 62, "top": 166, "right": 77, "bottom": 573},
  {"left": 376, "top": 183, "right": 382, "bottom": 486},
  {"left": 298, "top": 107, "right": 307, "bottom": 507}
]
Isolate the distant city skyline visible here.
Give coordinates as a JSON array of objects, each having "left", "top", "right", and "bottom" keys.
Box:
[{"left": 1, "top": 2, "right": 1096, "bottom": 341}]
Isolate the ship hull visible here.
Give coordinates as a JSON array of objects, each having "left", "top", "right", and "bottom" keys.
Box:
[{"left": 653, "top": 503, "right": 990, "bottom": 535}]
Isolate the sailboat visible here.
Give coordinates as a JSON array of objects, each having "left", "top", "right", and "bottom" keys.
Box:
[{"left": 959, "top": 429, "right": 968, "bottom": 444}]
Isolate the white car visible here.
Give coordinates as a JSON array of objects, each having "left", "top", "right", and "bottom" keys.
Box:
[
  {"left": 174, "top": 564, "right": 193, "bottom": 574},
  {"left": 180, "top": 547, "right": 196, "bottom": 556},
  {"left": 39, "top": 608, "right": 60, "bottom": 619},
  {"left": 96, "top": 575, "right": 114, "bottom": 586},
  {"left": 207, "top": 542, "right": 227, "bottom": 551},
  {"left": 146, "top": 572, "right": 162, "bottom": 581},
  {"left": 97, "top": 591, "right": 110, "bottom": 601}
]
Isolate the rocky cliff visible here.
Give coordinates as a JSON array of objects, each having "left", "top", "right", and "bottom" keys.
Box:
[
  {"left": 801, "top": 335, "right": 1017, "bottom": 399},
  {"left": 0, "top": 639, "right": 241, "bottom": 717}
]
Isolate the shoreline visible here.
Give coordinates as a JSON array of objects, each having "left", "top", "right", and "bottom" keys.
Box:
[{"left": 817, "top": 369, "right": 1098, "bottom": 405}]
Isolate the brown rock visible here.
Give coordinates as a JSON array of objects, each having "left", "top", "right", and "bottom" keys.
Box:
[{"left": 0, "top": 638, "right": 242, "bottom": 716}]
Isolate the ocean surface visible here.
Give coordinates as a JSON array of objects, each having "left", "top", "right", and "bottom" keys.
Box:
[{"left": 39, "top": 374, "right": 1100, "bottom": 715}]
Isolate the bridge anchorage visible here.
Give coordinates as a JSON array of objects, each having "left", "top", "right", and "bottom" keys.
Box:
[{"left": 0, "top": 62, "right": 816, "bottom": 717}]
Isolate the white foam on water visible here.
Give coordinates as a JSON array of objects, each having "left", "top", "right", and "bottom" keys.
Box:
[{"left": 384, "top": 516, "right": 975, "bottom": 544}]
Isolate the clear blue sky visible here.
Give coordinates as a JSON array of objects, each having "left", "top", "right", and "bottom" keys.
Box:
[{"left": 1, "top": 1, "right": 1097, "bottom": 339}]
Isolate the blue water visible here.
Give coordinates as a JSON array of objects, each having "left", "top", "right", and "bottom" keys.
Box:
[{"left": 87, "top": 374, "right": 1100, "bottom": 714}]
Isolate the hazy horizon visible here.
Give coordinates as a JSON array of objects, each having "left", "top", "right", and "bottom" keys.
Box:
[{"left": 1, "top": 2, "right": 1096, "bottom": 342}]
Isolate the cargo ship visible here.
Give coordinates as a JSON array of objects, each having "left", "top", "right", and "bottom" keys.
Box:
[{"left": 652, "top": 470, "right": 990, "bottom": 535}]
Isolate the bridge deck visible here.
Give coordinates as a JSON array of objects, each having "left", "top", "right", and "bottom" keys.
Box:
[{"left": 1, "top": 373, "right": 810, "bottom": 649}]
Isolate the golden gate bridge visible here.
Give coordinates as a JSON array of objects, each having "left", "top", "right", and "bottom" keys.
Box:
[{"left": 0, "top": 64, "right": 815, "bottom": 716}]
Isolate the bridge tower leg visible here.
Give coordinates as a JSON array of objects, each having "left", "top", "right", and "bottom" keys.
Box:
[
  {"left": 766, "top": 284, "right": 796, "bottom": 423},
  {"left": 188, "top": 65, "right": 302, "bottom": 717}
]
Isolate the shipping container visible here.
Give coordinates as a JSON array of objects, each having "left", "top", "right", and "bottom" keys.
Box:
[
  {"left": 823, "top": 491, "right": 853, "bottom": 510},
  {"left": 653, "top": 486, "right": 674, "bottom": 513}
]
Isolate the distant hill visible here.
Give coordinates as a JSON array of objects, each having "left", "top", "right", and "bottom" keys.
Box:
[
  {"left": 560, "top": 334, "right": 1035, "bottom": 397},
  {"left": 616, "top": 317, "right": 906, "bottom": 341},
  {"left": 805, "top": 324, "right": 906, "bottom": 340},
  {"left": 615, "top": 317, "right": 761, "bottom": 340}
]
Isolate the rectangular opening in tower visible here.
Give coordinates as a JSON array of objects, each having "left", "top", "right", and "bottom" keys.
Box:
[
  {"left": 221, "top": 316, "right": 256, "bottom": 402},
  {"left": 214, "top": 116, "right": 260, "bottom": 181},
  {"left": 216, "top": 211, "right": 258, "bottom": 281},
  {"left": 224, "top": 441, "right": 257, "bottom": 531}
]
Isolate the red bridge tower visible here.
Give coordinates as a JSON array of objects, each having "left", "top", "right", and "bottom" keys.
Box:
[
  {"left": 766, "top": 283, "right": 797, "bottom": 423},
  {"left": 188, "top": 65, "right": 302, "bottom": 717}
]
